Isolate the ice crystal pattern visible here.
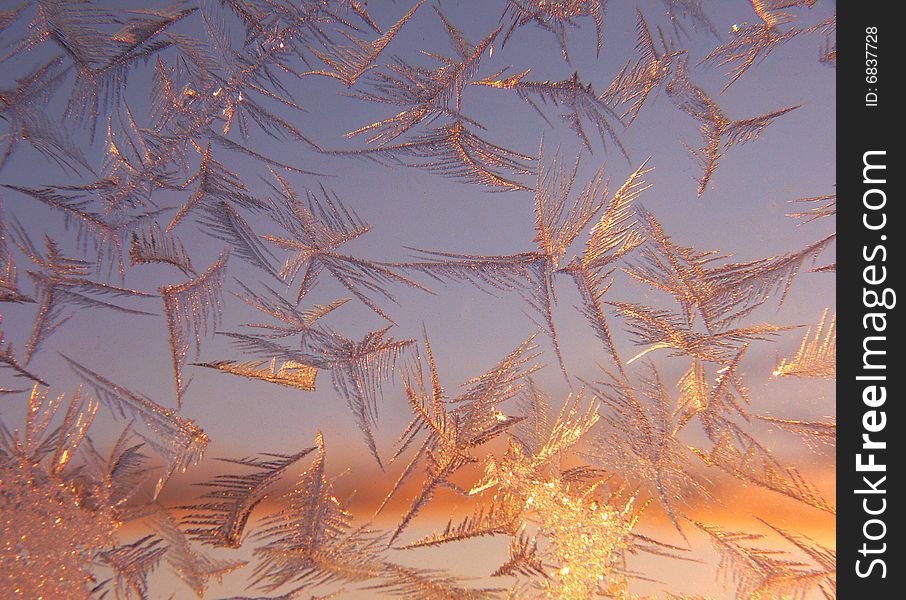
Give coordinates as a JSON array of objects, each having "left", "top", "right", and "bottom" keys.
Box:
[{"left": 1, "top": 2, "right": 835, "bottom": 599}]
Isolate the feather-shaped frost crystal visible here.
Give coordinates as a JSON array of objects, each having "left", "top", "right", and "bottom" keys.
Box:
[
  {"left": 501, "top": 0, "right": 607, "bottom": 62},
  {"left": 264, "top": 177, "right": 428, "bottom": 320},
  {"left": 195, "top": 358, "right": 319, "bottom": 391},
  {"left": 153, "top": 506, "right": 247, "bottom": 597},
  {"left": 303, "top": 327, "right": 416, "bottom": 468},
  {"left": 330, "top": 120, "right": 535, "bottom": 192},
  {"left": 396, "top": 146, "right": 640, "bottom": 381},
  {"left": 180, "top": 447, "right": 315, "bottom": 547},
  {"left": 346, "top": 9, "right": 501, "bottom": 146},
  {"left": 694, "top": 519, "right": 835, "bottom": 600},
  {"left": 130, "top": 222, "right": 197, "bottom": 277},
  {"left": 693, "top": 415, "right": 835, "bottom": 514},
  {"left": 11, "top": 226, "right": 156, "bottom": 363},
  {"left": 626, "top": 209, "right": 834, "bottom": 331},
  {"left": 660, "top": 0, "right": 721, "bottom": 40},
  {"left": 307, "top": 1, "right": 425, "bottom": 87},
  {"left": 97, "top": 534, "right": 168, "bottom": 599},
  {"left": 473, "top": 70, "right": 626, "bottom": 157},
  {"left": 665, "top": 59, "right": 800, "bottom": 195},
  {"left": 63, "top": 356, "right": 209, "bottom": 497},
  {"left": 584, "top": 369, "right": 709, "bottom": 532},
  {"left": 251, "top": 433, "right": 498, "bottom": 598},
  {"left": 602, "top": 11, "right": 687, "bottom": 124},
  {"left": 381, "top": 333, "right": 540, "bottom": 545},
  {"left": 756, "top": 415, "right": 836, "bottom": 448},
  {"left": 773, "top": 309, "right": 835, "bottom": 379},
  {"left": 160, "top": 250, "right": 229, "bottom": 405},
  {"left": 0, "top": 203, "right": 31, "bottom": 303}
]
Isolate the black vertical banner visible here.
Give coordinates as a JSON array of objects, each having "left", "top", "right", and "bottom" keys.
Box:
[{"left": 838, "top": 1, "right": 899, "bottom": 596}]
